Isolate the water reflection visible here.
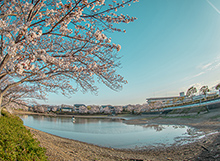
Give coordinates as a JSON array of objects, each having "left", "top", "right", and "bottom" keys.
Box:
[
  {"left": 20, "top": 115, "right": 123, "bottom": 124},
  {"left": 173, "top": 125, "right": 186, "bottom": 129},
  {"left": 143, "top": 125, "right": 186, "bottom": 132},
  {"left": 186, "top": 128, "right": 198, "bottom": 135},
  {"left": 143, "top": 125, "right": 165, "bottom": 132},
  {"left": 20, "top": 115, "right": 205, "bottom": 149}
]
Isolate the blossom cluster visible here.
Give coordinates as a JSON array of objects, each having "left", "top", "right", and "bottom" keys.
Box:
[{"left": 0, "top": 0, "right": 137, "bottom": 108}]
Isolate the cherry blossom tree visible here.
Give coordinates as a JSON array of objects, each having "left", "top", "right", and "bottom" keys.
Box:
[
  {"left": 126, "top": 104, "right": 134, "bottom": 112},
  {"left": 140, "top": 103, "right": 151, "bottom": 112},
  {"left": 36, "top": 106, "right": 45, "bottom": 113},
  {"left": 133, "top": 104, "right": 143, "bottom": 113},
  {"left": 102, "top": 106, "right": 110, "bottom": 114},
  {"left": 1, "top": 76, "right": 46, "bottom": 111},
  {"left": 149, "top": 100, "right": 163, "bottom": 110},
  {"left": 49, "top": 106, "right": 58, "bottom": 112},
  {"left": 114, "top": 105, "right": 123, "bottom": 114},
  {"left": 0, "top": 0, "right": 138, "bottom": 114},
  {"left": 79, "top": 105, "right": 88, "bottom": 114},
  {"left": 29, "top": 105, "right": 45, "bottom": 112},
  {"left": 88, "top": 105, "right": 100, "bottom": 114}
]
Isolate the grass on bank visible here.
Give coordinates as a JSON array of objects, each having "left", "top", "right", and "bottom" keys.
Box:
[
  {"left": 0, "top": 109, "right": 48, "bottom": 161},
  {"left": 161, "top": 115, "right": 199, "bottom": 119},
  {"left": 210, "top": 114, "right": 220, "bottom": 119}
]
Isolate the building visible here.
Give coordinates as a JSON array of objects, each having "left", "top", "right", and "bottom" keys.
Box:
[
  {"left": 100, "top": 105, "right": 115, "bottom": 114},
  {"left": 60, "top": 107, "right": 73, "bottom": 112},
  {"left": 147, "top": 90, "right": 220, "bottom": 108},
  {"left": 74, "top": 104, "right": 86, "bottom": 112},
  {"left": 180, "top": 92, "right": 185, "bottom": 97},
  {"left": 206, "top": 91, "right": 218, "bottom": 98},
  {"left": 147, "top": 96, "right": 180, "bottom": 107},
  {"left": 47, "top": 105, "right": 59, "bottom": 112},
  {"left": 146, "top": 92, "right": 189, "bottom": 107}
]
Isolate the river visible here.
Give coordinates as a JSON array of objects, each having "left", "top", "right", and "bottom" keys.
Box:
[{"left": 20, "top": 115, "right": 203, "bottom": 149}]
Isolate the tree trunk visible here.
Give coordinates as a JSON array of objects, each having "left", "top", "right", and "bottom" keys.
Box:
[
  {"left": 205, "top": 105, "right": 209, "bottom": 112},
  {"left": 0, "top": 94, "right": 2, "bottom": 116}
]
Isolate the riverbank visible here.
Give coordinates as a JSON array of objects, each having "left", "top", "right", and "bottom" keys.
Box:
[
  {"left": 13, "top": 110, "right": 118, "bottom": 119},
  {"left": 124, "top": 108, "right": 220, "bottom": 132},
  {"left": 19, "top": 108, "right": 220, "bottom": 160},
  {"left": 26, "top": 126, "right": 219, "bottom": 161},
  {"left": 0, "top": 110, "right": 48, "bottom": 160}
]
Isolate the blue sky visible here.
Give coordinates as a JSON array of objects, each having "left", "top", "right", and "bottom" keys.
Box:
[{"left": 39, "top": 0, "right": 220, "bottom": 106}]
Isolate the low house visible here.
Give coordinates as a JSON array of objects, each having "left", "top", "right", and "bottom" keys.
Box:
[
  {"left": 46, "top": 107, "right": 51, "bottom": 112},
  {"left": 60, "top": 107, "right": 73, "bottom": 112},
  {"left": 47, "top": 106, "right": 59, "bottom": 112},
  {"left": 74, "top": 104, "right": 86, "bottom": 112},
  {"left": 109, "top": 105, "right": 115, "bottom": 114},
  {"left": 100, "top": 105, "right": 115, "bottom": 114}
]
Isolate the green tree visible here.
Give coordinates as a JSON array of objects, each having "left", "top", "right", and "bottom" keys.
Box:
[
  {"left": 200, "top": 86, "right": 210, "bottom": 96},
  {"left": 215, "top": 83, "right": 220, "bottom": 90},
  {"left": 87, "top": 106, "right": 91, "bottom": 110},
  {"left": 186, "top": 86, "right": 197, "bottom": 97}
]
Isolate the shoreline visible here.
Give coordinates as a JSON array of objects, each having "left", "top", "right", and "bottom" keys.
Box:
[
  {"left": 16, "top": 109, "right": 220, "bottom": 160},
  {"left": 13, "top": 110, "right": 122, "bottom": 119},
  {"left": 26, "top": 126, "right": 219, "bottom": 161},
  {"left": 14, "top": 109, "right": 220, "bottom": 131}
]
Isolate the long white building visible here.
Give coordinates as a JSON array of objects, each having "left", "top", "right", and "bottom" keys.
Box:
[
  {"left": 146, "top": 91, "right": 219, "bottom": 108},
  {"left": 146, "top": 92, "right": 189, "bottom": 107}
]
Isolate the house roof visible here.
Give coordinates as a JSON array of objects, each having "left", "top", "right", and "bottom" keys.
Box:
[
  {"left": 61, "top": 107, "right": 73, "bottom": 109},
  {"left": 101, "top": 105, "right": 114, "bottom": 108},
  {"left": 74, "top": 104, "right": 85, "bottom": 107},
  {"left": 146, "top": 96, "right": 182, "bottom": 101}
]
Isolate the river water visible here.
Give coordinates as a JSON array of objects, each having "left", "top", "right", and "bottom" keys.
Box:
[{"left": 20, "top": 115, "right": 203, "bottom": 149}]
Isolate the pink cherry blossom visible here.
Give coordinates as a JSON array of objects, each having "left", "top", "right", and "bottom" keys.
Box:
[{"left": 0, "top": 0, "right": 137, "bottom": 113}]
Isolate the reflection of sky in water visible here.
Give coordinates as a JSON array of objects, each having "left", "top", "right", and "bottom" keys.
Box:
[{"left": 20, "top": 115, "right": 202, "bottom": 149}]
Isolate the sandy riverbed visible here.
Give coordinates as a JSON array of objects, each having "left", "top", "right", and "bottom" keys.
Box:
[{"left": 16, "top": 109, "right": 220, "bottom": 160}]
